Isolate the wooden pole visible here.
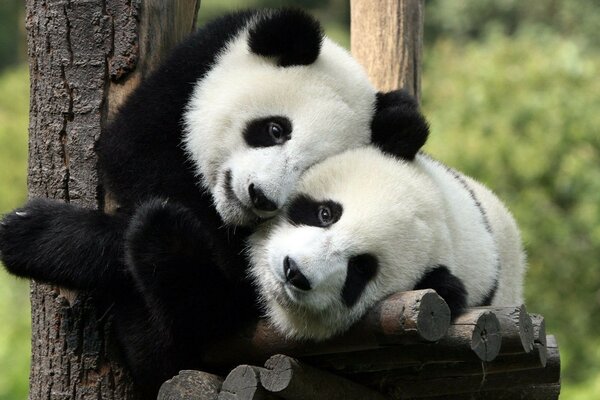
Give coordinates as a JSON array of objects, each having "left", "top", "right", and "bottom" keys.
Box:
[
  {"left": 350, "top": 0, "right": 424, "bottom": 101},
  {"left": 25, "top": 1, "right": 199, "bottom": 398}
]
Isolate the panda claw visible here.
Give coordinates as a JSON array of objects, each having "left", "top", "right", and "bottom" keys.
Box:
[{"left": 15, "top": 211, "right": 28, "bottom": 218}]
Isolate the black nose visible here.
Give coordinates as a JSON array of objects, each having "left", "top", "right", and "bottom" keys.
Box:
[
  {"left": 283, "top": 256, "right": 311, "bottom": 291},
  {"left": 248, "top": 184, "right": 278, "bottom": 212}
]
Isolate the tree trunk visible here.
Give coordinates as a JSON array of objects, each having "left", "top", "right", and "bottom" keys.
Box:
[
  {"left": 350, "top": 0, "right": 424, "bottom": 101},
  {"left": 25, "top": 1, "right": 200, "bottom": 398}
]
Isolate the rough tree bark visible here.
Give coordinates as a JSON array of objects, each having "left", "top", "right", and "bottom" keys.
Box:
[
  {"left": 25, "top": 1, "right": 200, "bottom": 398},
  {"left": 350, "top": 0, "right": 424, "bottom": 101}
]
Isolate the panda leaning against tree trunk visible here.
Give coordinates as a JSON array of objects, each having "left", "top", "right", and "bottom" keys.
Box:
[{"left": 0, "top": 8, "right": 429, "bottom": 398}]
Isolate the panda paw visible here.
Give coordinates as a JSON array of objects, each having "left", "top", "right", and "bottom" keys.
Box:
[
  {"left": 0, "top": 199, "right": 63, "bottom": 276},
  {"left": 125, "top": 199, "right": 213, "bottom": 279}
]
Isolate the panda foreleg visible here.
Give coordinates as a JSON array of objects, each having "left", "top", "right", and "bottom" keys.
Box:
[
  {"left": 0, "top": 198, "right": 128, "bottom": 290},
  {"left": 124, "top": 198, "right": 257, "bottom": 344}
]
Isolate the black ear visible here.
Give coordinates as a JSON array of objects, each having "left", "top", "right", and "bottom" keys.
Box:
[
  {"left": 371, "top": 89, "right": 430, "bottom": 160},
  {"left": 248, "top": 9, "right": 323, "bottom": 67}
]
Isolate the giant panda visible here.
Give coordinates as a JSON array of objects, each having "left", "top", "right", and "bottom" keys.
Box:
[
  {"left": 249, "top": 146, "right": 526, "bottom": 340},
  {"left": 0, "top": 8, "right": 429, "bottom": 397}
]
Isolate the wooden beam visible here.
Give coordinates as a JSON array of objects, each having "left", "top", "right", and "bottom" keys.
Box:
[
  {"left": 350, "top": 0, "right": 424, "bottom": 100},
  {"left": 260, "top": 355, "right": 388, "bottom": 400},
  {"left": 202, "top": 290, "right": 450, "bottom": 369}
]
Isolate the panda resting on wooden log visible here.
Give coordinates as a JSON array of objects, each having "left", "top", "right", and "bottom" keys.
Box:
[{"left": 249, "top": 145, "right": 526, "bottom": 340}]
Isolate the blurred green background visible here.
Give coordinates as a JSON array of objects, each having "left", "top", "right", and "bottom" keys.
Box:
[{"left": 1, "top": 0, "right": 599, "bottom": 398}]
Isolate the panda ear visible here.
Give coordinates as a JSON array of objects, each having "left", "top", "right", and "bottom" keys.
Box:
[
  {"left": 248, "top": 9, "right": 323, "bottom": 67},
  {"left": 371, "top": 89, "right": 430, "bottom": 160}
]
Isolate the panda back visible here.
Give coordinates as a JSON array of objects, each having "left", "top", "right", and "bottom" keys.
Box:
[
  {"left": 415, "top": 154, "right": 501, "bottom": 307},
  {"left": 461, "top": 175, "right": 526, "bottom": 305}
]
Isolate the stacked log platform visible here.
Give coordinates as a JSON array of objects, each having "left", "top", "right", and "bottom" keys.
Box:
[{"left": 158, "top": 290, "right": 560, "bottom": 400}]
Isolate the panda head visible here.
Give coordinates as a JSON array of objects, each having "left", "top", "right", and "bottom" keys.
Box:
[
  {"left": 183, "top": 9, "right": 378, "bottom": 226},
  {"left": 248, "top": 146, "right": 439, "bottom": 340}
]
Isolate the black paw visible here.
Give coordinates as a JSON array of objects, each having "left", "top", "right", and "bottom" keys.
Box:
[
  {"left": 371, "top": 89, "right": 430, "bottom": 160},
  {"left": 0, "top": 199, "right": 64, "bottom": 277},
  {"left": 125, "top": 199, "right": 212, "bottom": 279}
]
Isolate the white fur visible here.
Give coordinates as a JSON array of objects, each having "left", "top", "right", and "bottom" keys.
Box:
[
  {"left": 249, "top": 147, "right": 526, "bottom": 340},
  {"left": 183, "top": 14, "right": 376, "bottom": 225}
]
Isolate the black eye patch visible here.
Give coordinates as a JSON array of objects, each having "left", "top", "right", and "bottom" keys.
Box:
[
  {"left": 243, "top": 116, "right": 292, "bottom": 148},
  {"left": 286, "top": 195, "right": 343, "bottom": 227},
  {"left": 342, "top": 254, "right": 379, "bottom": 307}
]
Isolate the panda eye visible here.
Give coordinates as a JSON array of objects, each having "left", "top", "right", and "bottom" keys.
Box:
[
  {"left": 243, "top": 116, "right": 292, "bottom": 148},
  {"left": 268, "top": 122, "right": 283, "bottom": 141},
  {"left": 287, "top": 196, "right": 343, "bottom": 227},
  {"left": 318, "top": 205, "right": 333, "bottom": 226}
]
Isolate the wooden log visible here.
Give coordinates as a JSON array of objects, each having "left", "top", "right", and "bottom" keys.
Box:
[
  {"left": 380, "top": 335, "right": 560, "bottom": 399},
  {"left": 353, "top": 344, "right": 549, "bottom": 387},
  {"left": 437, "top": 310, "right": 502, "bottom": 362},
  {"left": 350, "top": 0, "right": 425, "bottom": 100},
  {"left": 158, "top": 370, "right": 223, "bottom": 400},
  {"left": 203, "top": 290, "right": 449, "bottom": 369},
  {"left": 367, "top": 290, "right": 450, "bottom": 342},
  {"left": 218, "top": 365, "right": 276, "bottom": 400},
  {"left": 307, "top": 310, "right": 502, "bottom": 374},
  {"left": 404, "top": 383, "right": 560, "bottom": 400},
  {"left": 259, "top": 354, "right": 388, "bottom": 400},
  {"left": 475, "top": 305, "right": 534, "bottom": 354}
]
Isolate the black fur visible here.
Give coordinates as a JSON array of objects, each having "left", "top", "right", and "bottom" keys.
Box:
[
  {"left": 413, "top": 265, "right": 468, "bottom": 318},
  {"left": 342, "top": 254, "right": 379, "bottom": 307},
  {"left": 286, "top": 195, "right": 343, "bottom": 227},
  {"left": 0, "top": 8, "right": 430, "bottom": 397},
  {"left": 248, "top": 9, "right": 323, "bottom": 67},
  {"left": 371, "top": 89, "right": 430, "bottom": 160},
  {"left": 0, "top": 198, "right": 128, "bottom": 290}
]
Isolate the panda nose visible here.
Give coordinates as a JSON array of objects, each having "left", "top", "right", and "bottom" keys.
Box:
[
  {"left": 248, "top": 183, "right": 278, "bottom": 212},
  {"left": 283, "top": 256, "right": 311, "bottom": 291}
]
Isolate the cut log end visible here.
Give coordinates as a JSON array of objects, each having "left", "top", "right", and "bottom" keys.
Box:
[
  {"left": 415, "top": 290, "right": 451, "bottom": 341},
  {"left": 530, "top": 313, "right": 547, "bottom": 348},
  {"left": 470, "top": 311, "right": 502, "bottom": 362},
  {"left": 219, "top": 365, "right": 269, "bottom": 400},
  {"left": 261, "top": 354, "right": 294, "bottom": 393},
  {"left": 519, "top": 305, "right": 536, "bottom": 353},
  {"left": 158, "top": 370, "right": 223, "bottom": 400}
]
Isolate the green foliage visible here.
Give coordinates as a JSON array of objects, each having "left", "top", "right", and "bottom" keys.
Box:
[
  {"left": 421, "top": 31, "right": 600, "bottom": 391},
  {"left": 0, "top": 66, "right": 30, "bottom": 400},
  {"left": 0, "top": 0, "right": 25, "bottom": 71},
  {"left": 425, "top": 0, "right": 600, "bottom": 50}
]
